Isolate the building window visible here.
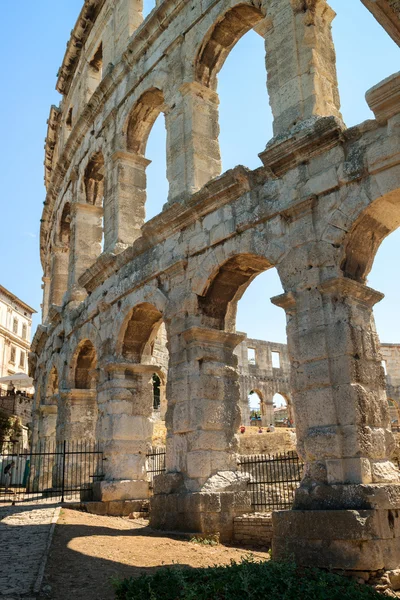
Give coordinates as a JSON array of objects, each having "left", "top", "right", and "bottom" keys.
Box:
[
  {"left": 271, "top": 351, "right": 281, "bottom": 369},
  {"left": 13, "top": 318, "right": 18, "bottom": 334},
  {"left": 22, "top": 323, "right": 27, "bottom": 340},
  {"left": 19, "top": 351, "right": 25, "bottom": 369},
  {"left": 10, "top": 346, "right": 16, "bottom": 364},
  {"left": 248, "top": 348, "right": 256, "bottom": 365}
]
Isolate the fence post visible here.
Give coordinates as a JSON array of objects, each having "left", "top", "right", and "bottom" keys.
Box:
[{"left": 61, "top": 440, "right": 66, "bottom": 503}]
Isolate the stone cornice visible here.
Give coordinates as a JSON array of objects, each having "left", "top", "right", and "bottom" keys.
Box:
[
  {"left": 78, "top": 166, "right": 252, "bottom": 292},
  {"left": 366, "top": 72, "right": 400, "bottom": 124},
  {"left": 259, "top": 116, "right": 345, "bottom": 177},
  {"left": 183, "top": 327, "right": 245, "bottom": 350},
  {"left": 56, "top": 0, "right": 108, "bottom": 96},
  {"left": 318, "top": 278, "right": 384, "bottom": 308},
  {"left": 44, "top": 105, "right": 61, "bottom": 189}
]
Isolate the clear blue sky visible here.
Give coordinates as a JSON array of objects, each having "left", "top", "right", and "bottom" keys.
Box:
[{"left": 0, "top": 1, "right": 398, "bottom": 346}]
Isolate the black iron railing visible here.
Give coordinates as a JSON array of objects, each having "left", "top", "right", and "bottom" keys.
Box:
[
  {"left": 0, "top": 439, "right": 104, "bottom": 504},
  {"left": 146, "top": 446, "right": 166, "bottom": 488},
  {"left": 238, "top": 451, "right": 304, "bottom": 512}
]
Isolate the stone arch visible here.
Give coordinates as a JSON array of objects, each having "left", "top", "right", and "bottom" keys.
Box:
[
  {"left": 126, "top": 88, "right": 166, "bottom": 156},
  {"left": 72, "top": 340, "right": 98, "bottom": 390},
  {"left": 195, "top": 4, "right": 265, "bottom": 90},
  {"left": 198, "top": 253, "right": 273, "bottom": 330},
  {"left": 112, "top": 286, "right": 168, "bottom": 357},
  {"left": 84, "top": 151, "right": 105, "bottom": 207},
  {"left": 119, "top": 302, "right": 164, "bottom": 362},
  {"left": 273, "top": 391, "right": 294, "bottom": 425},
  {"left": 340, "top": 189, "right": 400, "bottom": 283}
]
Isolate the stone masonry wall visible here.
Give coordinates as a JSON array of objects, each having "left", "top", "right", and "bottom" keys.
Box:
[{"left": 31, "top": 0, "right": 400, "bottom": 562}]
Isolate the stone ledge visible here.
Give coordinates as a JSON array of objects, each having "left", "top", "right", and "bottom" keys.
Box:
[
  {"left": 259, "top": 116, "right": 345, "bottom": 177},
  {"left": 273, "top": 509, "right": 400, "bottom": 572},
  {"left": 366, "top": 72, "right": 400, "bottom": 124}
]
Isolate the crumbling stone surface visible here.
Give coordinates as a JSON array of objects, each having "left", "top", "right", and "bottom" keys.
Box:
[{"left": 31, "top": 0, "right": 400, "bottom": 563}]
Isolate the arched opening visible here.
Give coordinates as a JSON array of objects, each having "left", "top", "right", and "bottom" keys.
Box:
[
  {"left": 273, "top": 393, "right": 294, "bottom": 428},
  {"left": 121, "top": 302, "right": 163, "bottom": 362},
  {"left": 59, "top": 203, "right": 71, "bottom": 245},
  {"left": 74, "top": 341, "right": 97, "bottom": 390},
  {"left": 126, "top": 88, "right": 168, "bottom": 222},
  {"left": 199, "top": 254, "right": 273, "bottom": 331},
  {"left": 196, "top": 5, "right": 265, "bottom": 90},
  {"left": 249, "top": 390, "right": 263, "bottom": 427},
  {"left": 330, "top": 0, "right": 400, "bottom": 127},
  {"left": 342, "top": 188, "right": 400, "bottom": 461},
  {"left": 195, "top": 5, "right": 270, "bottom": 175},
  {"left": 199, "top": 255, "right": 289, "bottom": 434},
  {"left": 153, "top": 374, "right": 161, "bottom": 410}
]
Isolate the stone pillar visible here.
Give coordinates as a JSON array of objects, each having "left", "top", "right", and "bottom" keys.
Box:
[
  {"left": 49, "top": 246, "right": 69, "bottom": 307},
  {"left": 68, "top": 203, "right": 103, "bottom": 300},
  {"left": 150, "top": 327, "right": 253, "bottom": 541},
  {"left": 94, "top": 363, "right": 154, "bottom": 502},
  {"left": 166, "top": 82, "right": 221, "bottom": 204},
  {"left": 265, "top": 0, "right": 342, "bottom": 135},
  {"left": 37, "top": 404, "right": 58, "bottom": 444},
  {"left": 31, "top": 404, "right": 58, "bottom": 492},
  {"left": 271, "top": 277, "right": 400, "bottom": 575},
  {"left": 41, "top": 276, "right": 51, "bottom": 323},
  {"left": 56, "top": 389, "right": 97, "bottom": 443},
  {"left": 103, "top": 151, "right": 150, "bottom": 253}
]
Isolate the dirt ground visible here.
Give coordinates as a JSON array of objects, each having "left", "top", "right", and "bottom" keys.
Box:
[{"left": 40, "top": 509, "right": 269, "bottom": 600}]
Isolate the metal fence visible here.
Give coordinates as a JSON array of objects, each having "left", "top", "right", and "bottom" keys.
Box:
[
  {"left": 146, "top": 446, "right": 166, "bottom": 488},
  {"left": 238, "top": 451, "right": 304, "bottom": 512},
  {"left": 0, "top": 440, "right": 104, "bottom": 504}
]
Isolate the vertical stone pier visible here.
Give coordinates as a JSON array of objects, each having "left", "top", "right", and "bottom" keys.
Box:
[
  {"left": 272, "top": 277, "right": 400, "bottom": 575},
  {"left": 150, "top": 327, "right": 253, "bottom": 541}
]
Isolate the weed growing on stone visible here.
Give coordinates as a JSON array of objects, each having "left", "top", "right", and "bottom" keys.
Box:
[{"left": 113, "top": 557, "right": 382, "bottom": 599}]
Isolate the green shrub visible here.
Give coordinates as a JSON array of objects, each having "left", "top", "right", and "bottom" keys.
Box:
[{"left": 113, "top": 557, "right": 381, "bottom": 600}]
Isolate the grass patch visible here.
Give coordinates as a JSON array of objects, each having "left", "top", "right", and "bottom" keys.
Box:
[
  {"left": 189, "top": 535, "right": 219, "bottom": 546},
  {"left": 113, "top": 557, "right": 381, "bottom": 600}
]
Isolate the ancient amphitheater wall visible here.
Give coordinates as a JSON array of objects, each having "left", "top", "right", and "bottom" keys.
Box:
[{"left": 31, "top": 0, "right": 400, "bottom": 572}]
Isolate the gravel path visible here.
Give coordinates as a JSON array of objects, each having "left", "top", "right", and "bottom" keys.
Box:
[{"left": 0, "top": 504, "right": 59, "bottom": 599}]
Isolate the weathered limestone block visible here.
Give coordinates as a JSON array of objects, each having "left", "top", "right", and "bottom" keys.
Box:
[
  {"left": 265, "top": 0, "right": 342, "bottom": 135},
  {"left": 56, "top": 389, "right": 97, "bottom": 442},
  {"left": 165, "top": 326, "right": 244, "bottom": 491},
  {"left": 104, "top": 151, "right": 151, "bottom": 253},
  {"left": 273, "top": 509, "right": 400, "bottom": 571},
  {"left": 67, "top": 203, "right": 103, "bottom": 301},
  {"left": 95, "top": 362, "right": 155, "bottom": 501},
  {"left": 166, "top": 83, "right": 221, "bottom": 203},
  {"left": 366, "top": 71, "right": 400, "bottom": 124},
  {"left": 49, "top": 246, "right": 69, "bottom": 307}
]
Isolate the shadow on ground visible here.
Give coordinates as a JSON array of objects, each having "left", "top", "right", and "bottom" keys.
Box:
[{"left": 35, "top": 509, "right": 267, "bottom": 600}]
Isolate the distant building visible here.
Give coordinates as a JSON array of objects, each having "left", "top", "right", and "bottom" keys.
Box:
[{"left": 0, "top": 285, "right": 36, "bottom": 392}]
